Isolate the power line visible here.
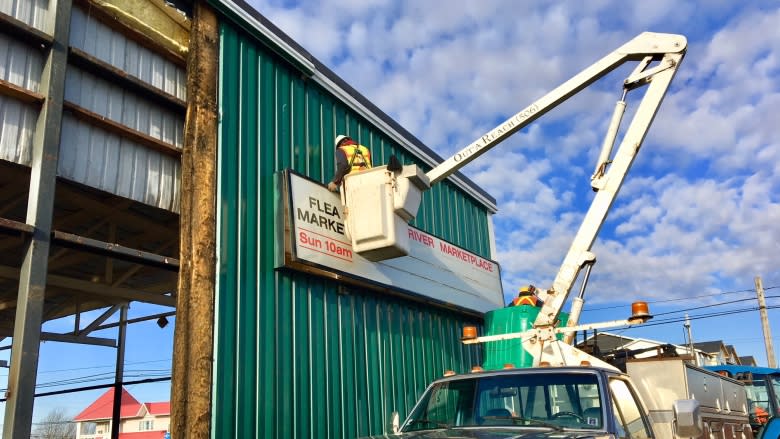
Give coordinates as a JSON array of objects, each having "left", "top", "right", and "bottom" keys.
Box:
[
  {"left": 35, "top": 358, "right": 172, "bottom": 375},
  {"left": 582, "top": 285, "right": 780, "bottom": 312},
  {"left": 652, "top": 298, "right": 754, "bottom": 317},
  {"left": 0, "top": 377, "right": 171, "bottom": 403},
  {"left": 651, "top": 295, "right": 780, "bottom": 317},
  {"left": 0, "top": 358, "right": 172, "bottom": 379},
  {"left": 644, "top": 307, "right": 760, "bottom": 327},
  {"left": 582, "top": 289, "right": 753, "bottom": 312},
  {"left": 602, "top": 304, "right": 780, "bottom": 332},
  {"left": 598, "top": 307, "right": 754, "bottom": 332},
  {"left": 0, "top": 368, "right": 171, "bottom": 394}
]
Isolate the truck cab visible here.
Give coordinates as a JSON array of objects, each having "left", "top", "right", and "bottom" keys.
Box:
[{"left": 383, "top": 366, "right": 681, "bottom": 438}]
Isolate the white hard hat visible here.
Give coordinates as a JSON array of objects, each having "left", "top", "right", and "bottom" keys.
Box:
[{"left": 334, "top": 135, "right": 351, "bottom": 149}]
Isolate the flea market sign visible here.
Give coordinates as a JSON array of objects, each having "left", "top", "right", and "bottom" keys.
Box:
[{"left": 277, "top": 170, "right": 504, "bottom": 314}]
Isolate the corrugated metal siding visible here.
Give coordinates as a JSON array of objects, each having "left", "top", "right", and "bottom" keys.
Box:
[
  {"left": 215, "top": 254, "right": 482, "bottom": 438},
  {"left": 0, "top": 33, "right": 44, "bottom": 92},
  {"left": 0, "top": 5, "right": 185, "bottom": 211},
  {"left": 0, "top": 95, "right": 36, "bottom": 165},
  {"left": 40, "top": 4, "right": 187, "bottom": 213},
  {"left": 0, "top": 0, "right": 50, "bottom": 33},
  {"left": 58, "top": 114, "right": 181, "bottom": 212},
  {"left": 215, "top": 23, "right": 492, "bottom": 438},
  {"left": 69, "top": 6, "right": 187, "bottom": 100},
  {"left": 0, "top": 32, "right": 43, "bottom": 167},
  {"left": 64, "top": 68, "right": 184, "bottom": 147}
]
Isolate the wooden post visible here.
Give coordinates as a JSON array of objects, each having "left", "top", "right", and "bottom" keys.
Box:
[{"left": 171, "top": 1, "right": 219, "bottom": 438}]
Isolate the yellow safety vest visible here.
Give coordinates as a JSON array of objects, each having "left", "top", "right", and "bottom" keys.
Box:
[
  {"left": 339, "top": 144, "right": 372, "bottom": 173},
  {"left": 512, "top": 295, "right": 538, "bottom": 307}
]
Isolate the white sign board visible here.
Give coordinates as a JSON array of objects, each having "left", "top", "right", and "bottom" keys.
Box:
[{"left": 283, "top": 172, "right": 503, "bottom": 313}]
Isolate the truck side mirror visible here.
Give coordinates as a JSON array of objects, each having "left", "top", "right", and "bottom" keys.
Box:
[
  {"left": 673, "top": 399, "right": 702, "bottom": 437},
  {"left": 390, "top": 411, "right": 400, "bottom": 434}
]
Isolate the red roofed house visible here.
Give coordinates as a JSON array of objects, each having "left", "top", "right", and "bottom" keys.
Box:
[{"left": 74, "top": 387, "right": 170, "bottom": 439}]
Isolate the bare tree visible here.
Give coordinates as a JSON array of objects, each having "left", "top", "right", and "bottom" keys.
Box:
[{"left": 32, "top": 408, "right": 76, "bottom": 439}]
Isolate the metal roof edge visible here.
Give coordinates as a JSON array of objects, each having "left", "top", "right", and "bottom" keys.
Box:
[
  {"left": 214, "top": 0, "right": 316, "bottom": 74},
  {"left": 213, "top": 0, "right": 498, "bottom": 213}
]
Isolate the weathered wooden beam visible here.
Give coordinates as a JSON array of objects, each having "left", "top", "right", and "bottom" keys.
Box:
[
  {"left": 48, "top": 275, "right": 176, "bottom": 307},
  {"left": 48, "top": 218, "right": 110, "bottom": 270},
  {"left": 69, "top": 47, "right": 186, "bottom": 114},
  {"left": 72, "top": 0, "right": 187, "bottom": 66},
  {"left": 63, "top": 101, "right": 182, "bottom": 158},
  {"left": 0, "top": 218, "right": 34, "bottom": 236},
  {"left": 0, "top": 328, "right": 116, "bottom": 347},
  {"left": 78, "top": 304, "right": 121, "bottom": 336},
  {"left": 52, "top": 230, "right": 179, "bottom": 270},
  {"left": 0, "top": 265, "right": 176, "bottom": 307},
  {"left": 0, "top": 78, "right": 45, "bottom": 105},
  {"left": 0, "top": 11, "right": 53, "bottom": 49},
  {"left": 109, "top": 240, "right": 176, "bottom": 286},
  {"left": 60, "top": 181, "right": 178, "bottom": 235},
  {"left": 94, "top": 310, "right": 176, "bottom": 331},
  {"left": 0, "top": 300, "right": 17, "bottom": 311}
]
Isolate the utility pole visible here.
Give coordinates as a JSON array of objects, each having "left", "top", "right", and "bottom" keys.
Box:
[
  {"left": 756, "top": 276, "right": 776, "bottom": 368},
  {"left": 684, "top": 314, "right": 698, "bottom": 366},
  {"left": 111, "top": 305, "right": 128, "bottom": 439}
]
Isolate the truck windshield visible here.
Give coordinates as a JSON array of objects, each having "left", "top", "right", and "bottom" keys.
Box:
[
  {"left": 771, "top": 375, "right": 780, "bottom": 415},
  {"left": 404, "top": 372, "right": 604, "bottom": 431},
  {"left": 745, "top": 374, "right": 780, "bottom": 426}
]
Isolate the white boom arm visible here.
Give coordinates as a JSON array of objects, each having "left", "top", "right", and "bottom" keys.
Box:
[
  {"left": 425, "top": 32, "right": 686, "bottom": 185},
  {"left": 531, "top": 34, "right": 685, "bottom": 339},
  {"left": 342, "top": 30, "right": 686, "bottom": 301}
]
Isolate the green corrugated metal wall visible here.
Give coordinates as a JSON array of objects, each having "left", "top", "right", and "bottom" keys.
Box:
[{"left": 214, "top": 21, "right": 494, "bottom": 438}]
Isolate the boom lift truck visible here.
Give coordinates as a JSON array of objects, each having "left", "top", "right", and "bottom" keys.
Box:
[
  {"left": 345, "top": 31, "right": 688, "bottom": 364},
  {"left": 353, "top": 33, "right": 753, "bottom": 438}
]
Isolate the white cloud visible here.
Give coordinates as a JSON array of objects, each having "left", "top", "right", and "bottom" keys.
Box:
[{"left": 247, "top": 0, "right": 780, "bottom": 348}]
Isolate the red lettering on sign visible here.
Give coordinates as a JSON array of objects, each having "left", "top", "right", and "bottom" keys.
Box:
[
  {"left": 408, "top": 228, "right": 435, "bottom": 248},
  {"left": 299, "top": 230, "right": 322, "bottom": 249},
  {"left": 298, "top": 228, "right": 353, "bottom": 262},
  {"left": 438, "top": 241, "right": 494, "bottom": 273}
]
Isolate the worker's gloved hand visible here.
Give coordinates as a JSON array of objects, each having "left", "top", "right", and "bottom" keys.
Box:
[{"left": 327, "top": 182, "right": 338, "bottom": 192}]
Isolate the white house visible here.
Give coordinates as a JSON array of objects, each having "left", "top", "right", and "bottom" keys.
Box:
[{"left": 74, "top": 387, "right": 170, "bottom": 439}]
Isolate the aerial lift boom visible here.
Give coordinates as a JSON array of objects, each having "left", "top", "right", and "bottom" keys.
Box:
[{"left": 342, "top": 32, "right": 686, "bottom": 363}]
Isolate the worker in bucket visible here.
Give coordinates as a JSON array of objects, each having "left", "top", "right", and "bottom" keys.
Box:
[
  {"left": 511, "top": 285, "right": 543, "bottom": 307},
  {"left": 327, "top": 135, "right": 372, "bottom": 192}
]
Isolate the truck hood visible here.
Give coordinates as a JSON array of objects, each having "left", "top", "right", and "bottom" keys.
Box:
[{"left": 361, "top": 428, "right": 605, "bottom": 439}]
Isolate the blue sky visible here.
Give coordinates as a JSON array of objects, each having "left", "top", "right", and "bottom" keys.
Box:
[
  {"left": 249, "top": 0, "right": 780, "bottom": 360},
  {"left": 0, "top": 304, "right": 174, "bottom": 428},
  {"left": 2, "top": 0, "right": 780, "bottom": 428}
]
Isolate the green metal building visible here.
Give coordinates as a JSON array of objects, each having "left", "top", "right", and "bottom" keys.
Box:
[
  {"left": 205, "top": 1, "right": 501, "bottom": 437},
  {"left": 0, "top": 0, "right": 501, "bottom": 435}
]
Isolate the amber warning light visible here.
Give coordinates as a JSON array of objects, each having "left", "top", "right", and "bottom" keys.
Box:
[
  {"left": 462, "top": 326, "right": 478, "bottom": 340},
  {"left": 628, "top": 301, "right": 653, "bottom": 324}
]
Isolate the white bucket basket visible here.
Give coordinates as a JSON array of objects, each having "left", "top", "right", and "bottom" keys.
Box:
[{"left": 342, "top": 165, "right": 430, "bottom": 261}]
